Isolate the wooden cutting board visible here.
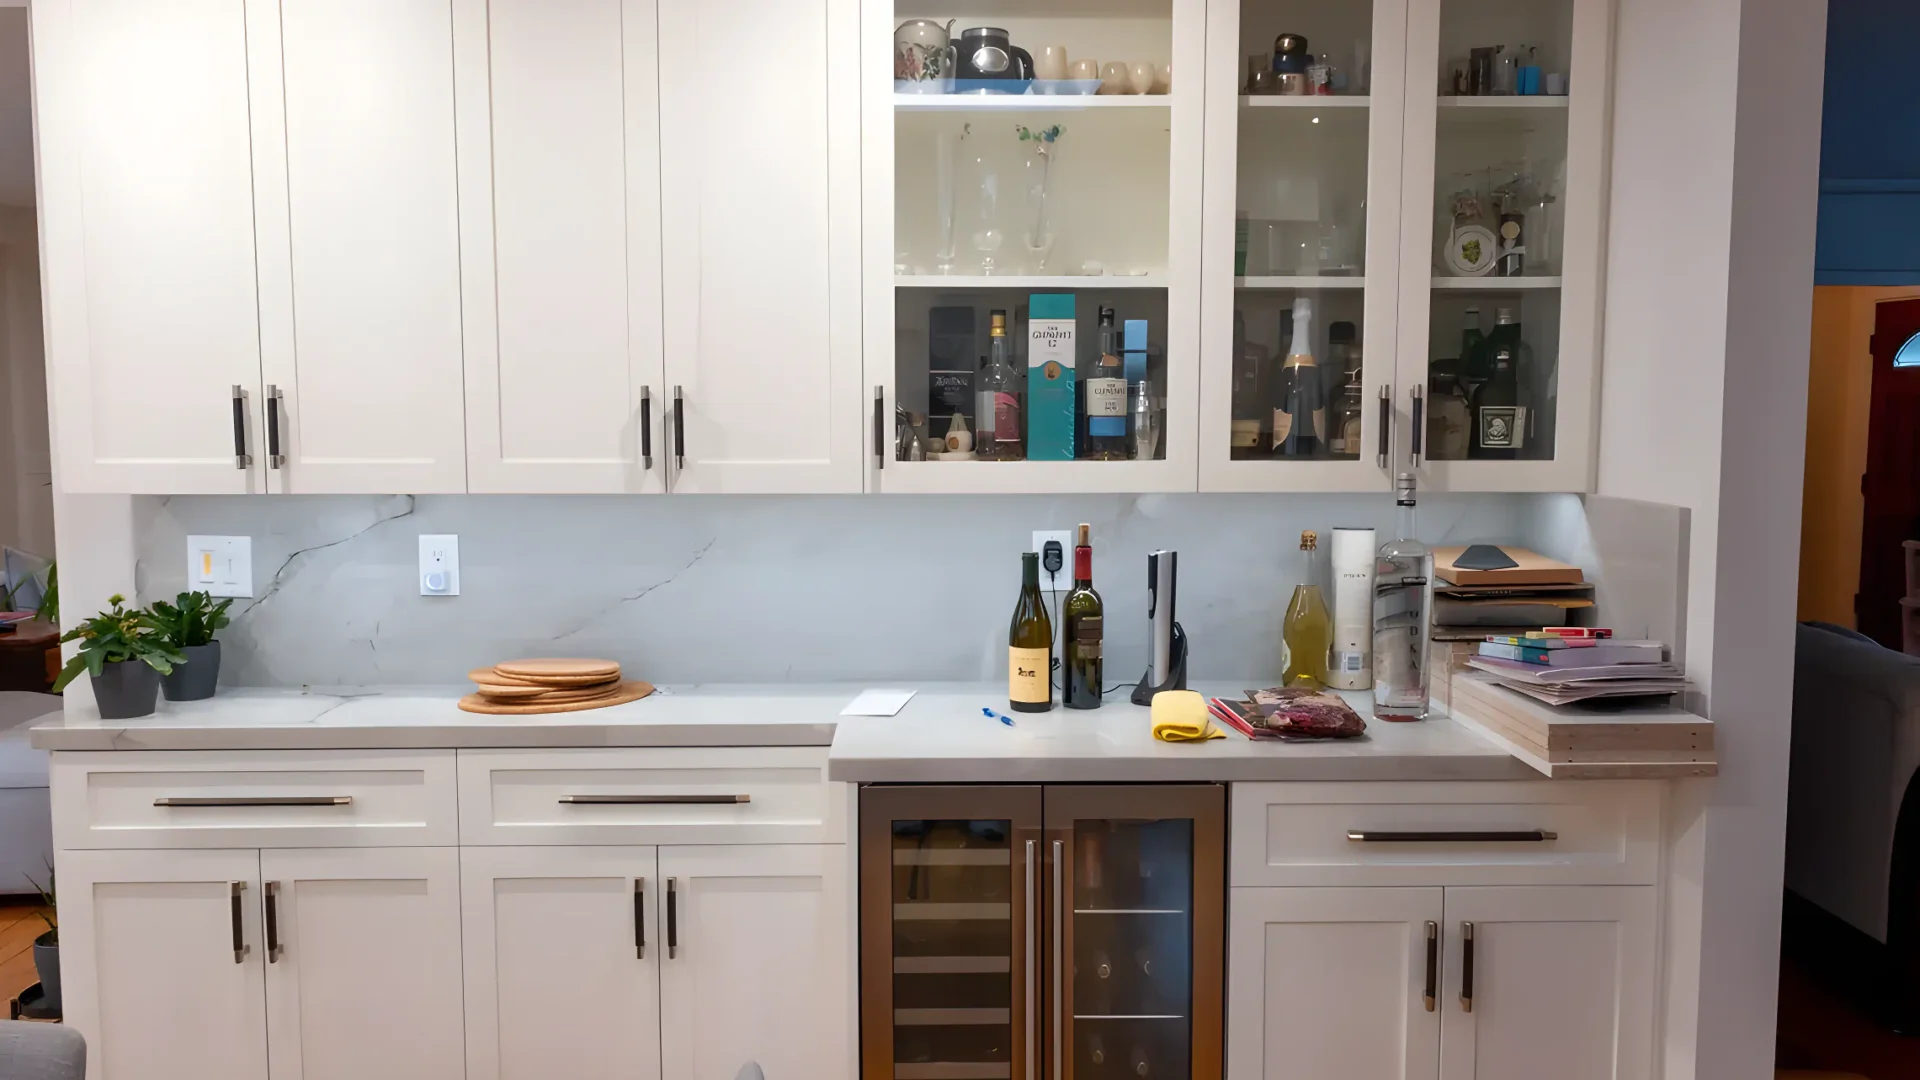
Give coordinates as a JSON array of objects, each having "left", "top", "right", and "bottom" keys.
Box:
[
  {"left": 493, "top": 657, "right": 621, "bottom": 680},
  {"left": 467, "top": 667, "right": 621, "bottom": 689},
  {"left": 477, "top": 682, "right": 628, "bottom": 705},
  {"left": 457, "top": 681, "right": 654, "bottom": 715}
]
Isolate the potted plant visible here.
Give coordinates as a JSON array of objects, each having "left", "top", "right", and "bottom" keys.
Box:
[
  {"left": 24, "top": 863, "right": 57, "bottom": 1015},
  {"left": 146, "top": 590, "right": 234, "bottom": 701},
  {"left": 50, "top": 594, "right": 183, "bottom": 719}
]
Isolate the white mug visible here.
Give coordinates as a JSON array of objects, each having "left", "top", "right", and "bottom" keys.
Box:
[
  {"left": 1099, "top": 61, "right": 1129, "bottom": 95},
  {"left": 1034, "top": 45, "right": 1069, "bottom": 82},
  {"left": 1128, "top": 61, "right": 1155, "bottom": 94},
  {"left": 1069, "top": 58, "right": 1100, "bottom": 84}
]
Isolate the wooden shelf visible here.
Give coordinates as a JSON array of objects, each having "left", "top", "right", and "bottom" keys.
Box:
[
  {"left": 895, "top": 274, "right": 1166, "bottom": 289},
  {"left": 1430, "top": 276, "right": 1563, "bottom": 290},
  {"left": 894, "top": 94, "right": 1171, "bottom": 112},
  {"left": 1237, "top": 276, "right": 1365, "bottom": 289},
  {"left": 1241, "top": 95, "right": 1370, "bottom": 108}
]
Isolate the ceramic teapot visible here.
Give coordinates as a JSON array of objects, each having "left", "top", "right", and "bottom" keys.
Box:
[{"left": 894, "top": 18, "right": 954, "bottom": 91}]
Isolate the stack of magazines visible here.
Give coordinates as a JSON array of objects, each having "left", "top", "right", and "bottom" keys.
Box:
[{"left": 1464, "top": 628, "right": 1686, "bottom": 705}]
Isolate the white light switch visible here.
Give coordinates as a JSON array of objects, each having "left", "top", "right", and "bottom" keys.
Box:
[
  {"left": 187, "top": 536, "right": 253, "bottom": 598},
  {"left": 419, "top": 535, "right": 459, "bottom": 596}
]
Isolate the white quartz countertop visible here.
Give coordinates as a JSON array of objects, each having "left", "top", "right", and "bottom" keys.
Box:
[{"left": 31, "top": 681, "right": 1534, "bottom": 783}]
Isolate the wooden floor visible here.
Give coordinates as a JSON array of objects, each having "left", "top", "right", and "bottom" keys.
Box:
[
  {"left": 0, "top": 900, "right": 50, "bottom": 1005},
  {"left": 1776, "top": 954, "right": 1920, "bottom": 1078}
]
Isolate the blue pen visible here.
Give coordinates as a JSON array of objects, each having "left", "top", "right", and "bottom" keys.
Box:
[{"left": 982, "top": 707, "right": 1016, "bottom": 727}]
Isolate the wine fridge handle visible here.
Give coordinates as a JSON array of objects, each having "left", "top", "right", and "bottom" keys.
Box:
[
  {"left": 1423, "top": 921, "right": 1437, "bottom": 1011},
  {"left": 640, "top": 386, "right": 653, "bottom": 472},
  {"left": 672, "top": 386, "right": 686, "bottom": 471},
  {"left": 231, "top": 386, "right": 251, "bottom": 470},
  {"left": 1460, "top": 921, "right": 1475, "bottom": 1013},
  {"left": 1051, "top": 838, "right": 1063, "bottom": 1080},
  {"left": 1409, "top": 383, "right": 1425, "bottom": 469},
  {"left": 1025, "top": 839, "right": 1037, "bottom": 1080},
  {"left": 1376, "top": 384, "right": 1391, "bottom": 469},
  {"left": 873, "top": 387, "right": 886, "bottom": 471},
  {"left": 229, "top": 880, "right": 249, "bottom": 963}
]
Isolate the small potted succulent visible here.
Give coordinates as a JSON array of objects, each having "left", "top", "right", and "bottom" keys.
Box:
[
  {"left": 50, "top": 594, "right": 184, "bottom": 719},
  {"left": 146, "top": 590, "right": 234, "bottom": 701}
]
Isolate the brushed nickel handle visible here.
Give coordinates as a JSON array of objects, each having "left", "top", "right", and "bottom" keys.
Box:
[
  {"left": 231, "top": 385, "right": 251, "bottom": 470},
  {"left": 1460, "top": 921, "right": 1475, "bottom": 1013},
  {"left": 1346, "top": 830, "right": 1556, "bottom": 843},
  {"left": 873, "top": 386, "right": 886, "bottom": 471},
  {"left": 1051, "top": 838, "right": 1063, "bottom": 1080},
  {"left": 634, "top": 877, "right": 646, "bottom": 960},
  {"left": 1409, "top": 383, "right": 1426, "bottom": 468},
  {"left": 265, "top": 384, "right": 285, "bottom": 468},
  {"left": 557, "top": 794, "right": 750, "bottom": 805},
  {"left": 672, "top": 385, "right": 686, "bottom": 471},
  {"left": 265, "top": 881, "right": 282, "bottom": 963},
  {"left": 229, "top": 880, "right": 249, "bottom": 963},
  {"left": 1423, "top": 921, "right": 1437, "bottom": 1012},
  {"left": 666, "top": 877, "right": 678, "bottom": 959},
  {"left": 1025, "top": 839, "right": 1037, "bottom": 1080},
  {"left": 1376, "top": 384, "right": 1392, "bottom": 468},
  {"left": 156, "top": 796, "right": 353, "bottom": 808},
  {"left": 640, "top": 386, "right": 654, "bottom": 472}
]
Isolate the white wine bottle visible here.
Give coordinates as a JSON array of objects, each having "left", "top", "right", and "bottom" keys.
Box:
[{"left": 1009, "top": 552, "right": 1054, "bottom": 713}]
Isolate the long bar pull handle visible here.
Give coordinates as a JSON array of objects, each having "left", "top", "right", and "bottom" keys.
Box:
[
  {"left": 229, "top": 881, "right": 249, "bottom": 963},
  {"left": 640, "top": 386, "right": 654, "bottom": 472},
  {"left": 265, "top": 385, "right": 285, "bottom": 468},
  {"left": 666, "top": 877, "right": 678, "bottom": 959},
  {"left": 1051, "top": 839, "right": 1063, "bottom": 1080},
  {"left": 558, "top": 794, "right": 750, "bottom": 805},
  {"left": 1423, "top": 921, "right": 1437, "bottom": 1012},
  {"left": 265, "top": 881, "right": 282, "bottom": 963},
  {"left": 231, "top": 386, "right": 251, "bottom": 470},
  {"left": 1347, "top": 830, "right": 1557, "bottom": 843},
  {"left": 873, "top": 387, "right": 886, "bottom": 471},
  {"left": 1409, "top": 384, "right": 1426, "bottom": 468},
  {"left": 1460, "top": 922, "right": 1475, "bottom": 1013},
  {"left": 156, "top": 796, "right": 353, "bottom": 808},
  {"left": 634, "top": 877, "right": 646, "bottom": 960},
  {"left": 672, "top": 386, "right": 686, "bottom": 471},
  {"left": 1025, "top": 839, "right": 1037, "bottom": 1080},
  {"left": 1376, "top": 384, "right": 1392, "bottom": 469}
]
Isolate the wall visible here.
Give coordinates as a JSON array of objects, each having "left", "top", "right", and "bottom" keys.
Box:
[
  {"left": 1815, "top": 0, "right": 1920, "bottom": 284},
  {"left": 131, "top": 492, "right": 1543, "bottom": 686},
  {"left": 1798, "top": 285, "right": 1918, "bottom": 627}
]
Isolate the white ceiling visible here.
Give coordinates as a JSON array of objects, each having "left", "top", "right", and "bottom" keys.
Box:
[{"left": 0, "top": 8, "right": 34, "bottom": 208}]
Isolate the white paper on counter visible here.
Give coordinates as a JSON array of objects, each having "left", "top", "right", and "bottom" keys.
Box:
[{"left": 841, "top": 689, "right": 917, "bottom": 716}]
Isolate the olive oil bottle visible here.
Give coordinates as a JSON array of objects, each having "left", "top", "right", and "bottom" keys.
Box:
[
  {"left": 1062, "top": 523, "right": 1105, "bottom": 709},
  {"left": 1009, "top": 552, "right": 1055, "bottom": 712},
  {"left": 1281, "top": 530, "right": 1332, "bottom": 686}
]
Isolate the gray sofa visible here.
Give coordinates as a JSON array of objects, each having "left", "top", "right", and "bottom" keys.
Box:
[{"left": 0, "top": 694, "right": 54, "bottom": 897}]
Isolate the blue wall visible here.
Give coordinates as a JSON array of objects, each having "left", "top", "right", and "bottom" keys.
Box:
[{"left": 1816, "top": 0, "right": 1920, "bottom": 284}]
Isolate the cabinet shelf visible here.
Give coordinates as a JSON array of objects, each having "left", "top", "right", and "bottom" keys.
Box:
[
  {"left": 1073, "top": 908, "right": 1186, "bottom": 915},
  {"left": 1430, "top": 276, "right": 1563, "bottom": 289},
  {"left": 894, "top": 1065, "right": 1010, "bottom": 1080},
  {"left": 894, "top": 902, "right": 1011, "bottom": 920},
  {"left": 895, "top": 274, "right": 1166, "bottom": 289},
  {"left": 1240, "top": 95, "right": 1370, "bottom": 108},
  {"left": 894, "top": 956, "right": 1013, "bottom": 974},
  {"left": 895, "top": 1008, "right": 1011, "bottom": 1026},
  {"left": 894, "top": 93, "right": 1172, "bottom": 112},
  {"left": 1073, "top": 1014, "right": 1187, "bottom": 1021},
  {"left": 1236, "top": 276, "right": 1366, "bottom": 290},
  {"left": 1436, "top": 96, "right": 1569, "bottom": 108}
]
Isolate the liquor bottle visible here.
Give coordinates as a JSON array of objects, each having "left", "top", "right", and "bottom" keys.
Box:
[
  {"left": 1089, "top": 1036, "right": 1107, "bottom": 1067},
  {"left": 976, "top": 311, "right": 1024, "bottom": 461},
  {"left": 1271, "top": 298, "right": 1325, "bottom": 457},
  {"left": 1468, "top": 342, "right": 1523, "bottom": 459},
  {"left": 1231, "top": 308, "right": 1271, "bottom": 458},
  {"left": 1426, "top": 361, "right": 1472, "bottom": 460},
  {"left": 1458, "top": 306, "right": 1488, "bottom": 387},
  {"left": 1373, "top": 474, "right": 1434, "bottom": 719},
  {"left": 1281, "top": 530, "right": 1331, "bottom": 686},
  {"left": 1086, "top": 308, "right": 1129, "bottom": 459},
  {"left": 1128, "top": 1045, "right": 1152, "bottom": 1076},
  {"left": 1009, "top": 552, "right": 1054, "bottom": 713},
  {"left": 1062, "top": 524, "right": 1105, "bottom": 710}
]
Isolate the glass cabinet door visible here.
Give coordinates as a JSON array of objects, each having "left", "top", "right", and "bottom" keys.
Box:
[
  {"left": 1045, "top": 785, "right": 1223, "bottom": 1080},
  {"left": 1397, "top": 0, "right": 1610, "bottom": 490},
  {"left": 1199, "top": 0, "right": 1406, "bottom": 491}
]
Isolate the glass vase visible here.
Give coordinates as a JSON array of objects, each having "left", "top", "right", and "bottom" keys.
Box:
[
  {"left": 963, "top": 123, "right": 1005, "bottom": 275},
  {"left": 1018, "top": 124, "right": 1063, "bottom": 274}
]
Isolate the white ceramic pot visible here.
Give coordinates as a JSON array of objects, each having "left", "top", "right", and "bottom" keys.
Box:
[{"left": 1034, "top": 45, "right": 1069, "bottom": 82}]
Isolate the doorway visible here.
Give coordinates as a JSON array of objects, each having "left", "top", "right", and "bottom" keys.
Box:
[{"left": 1855, "top": 298, "right": 1920, "bottom": 648}]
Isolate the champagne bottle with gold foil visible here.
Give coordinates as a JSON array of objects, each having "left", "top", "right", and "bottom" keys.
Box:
[
  {"left": 1009, "top": 552, "right": 1055, "bottom": 712},
  {"left": 1281, "top": 530, "right": 1331, "bottom": 686}
]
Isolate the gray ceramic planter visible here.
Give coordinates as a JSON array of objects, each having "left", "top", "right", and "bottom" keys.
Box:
[
  {"left": 162, "top": 641, "right": 221, "bottom": 702},
  {"left": 90, "top": 659, "right": 160, "bottom": 719},
  {"left": 33, "top": 931, "right": 60, "bottom": 1014}
]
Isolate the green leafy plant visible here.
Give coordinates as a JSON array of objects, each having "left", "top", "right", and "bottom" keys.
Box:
[
  {"left": 23, "top": 861, "right": 53, "bottom": 942},
  {"left": 35, "top": 561, "right": 57, "bottom": 623},
  {"left": 50, "top": 594, "right": 185, "bottom": 692},
  {"left": 145, "top": 590, "right": 234, "bottom": 649}
]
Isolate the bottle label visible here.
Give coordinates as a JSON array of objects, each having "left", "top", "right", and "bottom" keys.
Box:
[
  {"left": 1476, "top": 406, "right": 1526, "bottom": 449},
  {"left": 1271, "top": 409, "right": 1292, "bottom": 447},
  {"left": 1010, "top": 646, "right": 1051, "bottom": 704},
  {"left": 1087, "top": 376, "right": 1126, "bottom": 437},
  {"left": 974, "top": 390, "right": 996, "bottom": 440},
  {"left": 993, "top": 392, "right": 1019, "bottom": 441},
  {"left": 1333, "top": 650, "right": 1367, "bottom": 673}
]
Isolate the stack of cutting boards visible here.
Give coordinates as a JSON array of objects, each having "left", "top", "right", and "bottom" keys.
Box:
[
  {"left": 1449, "top": 671, "right": 1715, "bottom": 779},
  {"left": 457, "top": 658, "right": 654, "bottom": 715}
]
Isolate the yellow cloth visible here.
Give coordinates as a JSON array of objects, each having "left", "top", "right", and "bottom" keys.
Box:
[{"left": 1151, "top": 690, "right": 1224, "bottom": 742}]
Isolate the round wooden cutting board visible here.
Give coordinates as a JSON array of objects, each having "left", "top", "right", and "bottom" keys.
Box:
[
  {"left": 493, "top": 658, "right": 621, "bottom": 681},
  {"left": 457, "top": 681, "right": 654, "bottom": 715}
]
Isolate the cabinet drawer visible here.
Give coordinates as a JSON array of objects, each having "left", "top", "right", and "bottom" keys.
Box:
[
  {"left": 457, "top": 747, "right": 844, "bottom": 845},
  {"left": 51, "top": 750, "right": 457, "bottom": 850},
  {"left": 1230, "top": 781, "right": 1660, "bottom": 887}
]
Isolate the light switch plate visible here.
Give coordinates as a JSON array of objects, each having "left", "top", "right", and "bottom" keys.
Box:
[
  {"left": 419, "top": 534, "right": 459, "bottom": 596},
  {"left": 187, "top": 535, "right": 253, "bottom": 598}
]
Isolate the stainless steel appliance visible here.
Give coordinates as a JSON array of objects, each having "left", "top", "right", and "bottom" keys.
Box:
[
  {"left": 1131, "top": 550, "right": 1188, "bottom": 705},
  {"left": 860, "top": 785, "right": 1224, "bottom": 1079},
  {"left": 952, "top": 27, "right": 1034, "bottom": 89}
]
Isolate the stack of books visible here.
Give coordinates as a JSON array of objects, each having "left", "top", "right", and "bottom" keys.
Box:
[{"left": 1464, "top": 628, "right": 1687, "bottom": 705}]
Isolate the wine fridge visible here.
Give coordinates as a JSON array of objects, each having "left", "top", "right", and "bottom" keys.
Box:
[{"left": 859, "top": 785, "right": 1224, "bottom": 1080}]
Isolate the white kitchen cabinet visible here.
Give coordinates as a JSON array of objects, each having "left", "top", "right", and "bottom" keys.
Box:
[
  {"left": 35, "top": 0, "right": 268, "bottom": 494},
  {"left": 1438, "top": 886, "right": 1654, "bottom": 1080},
  {"left": 57, "top": 849, "right": 268, "bottom": 1080},
  {"left": 657, "top": 0, "right": 864, "bottom": 494},
  {"left": 1227, "top": 887, "right": 1443, "bottom": 1080},
  {"left": 461, "top": 846, "right": 664, "bottom": 1080},
  {"left": 454, "top": 0, "right": 669, "bottom": 495},
  {"left": 658, "top": 844, "right": 852, "bottom": 1079},
  {"left": 260, "top": 847, "right": 466, "bottom": 1080}
]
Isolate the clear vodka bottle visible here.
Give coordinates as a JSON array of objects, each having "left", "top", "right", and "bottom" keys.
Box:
[{"left": 1373, "top": 473, "right": 1434, "bottom": 719}]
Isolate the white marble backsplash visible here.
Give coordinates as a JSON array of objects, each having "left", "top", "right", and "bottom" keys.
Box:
[{"left": 132, "top": 493, "right": 1559, "bottom": 687}]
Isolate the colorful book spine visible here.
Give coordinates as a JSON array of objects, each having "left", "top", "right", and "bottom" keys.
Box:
[
  {"left": 1478, "top": 642, "right": 1558, "bottom": 664},
  {"left": 1530, "top": 627, "right": 1611, "bottom": 639},
  {"left": 1484, "top": 635, "right": 1591, "bottom": 649}
]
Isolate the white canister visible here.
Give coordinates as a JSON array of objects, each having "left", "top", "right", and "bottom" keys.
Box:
[{"left": 1326, "top": 526, "right": 1376, "bottom": 689}]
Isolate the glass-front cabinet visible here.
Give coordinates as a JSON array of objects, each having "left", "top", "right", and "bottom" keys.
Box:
[
  {"left": 859, "top": 785, "right": 1224, "bottom": 1079},
  {"left": 862, "top": 0, "right": 1207, "bottom": 493}
]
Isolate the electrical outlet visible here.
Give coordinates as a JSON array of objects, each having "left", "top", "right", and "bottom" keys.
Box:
[
  {"left": 419, "top": 535, "right": 460, "bottom": 596},
  {"left": 1031, "top": 529, "right": 1074, "bottom": 593},
  {"left": 187, "top": 536, "right": 253, "bottom": 598}
]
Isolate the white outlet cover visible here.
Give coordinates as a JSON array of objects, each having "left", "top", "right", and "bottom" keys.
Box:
[
  {"left": 1031, "top": 530, "right": 1074, "bottom": 593},
  {"left": 419, "top": 534, "right": 460, "bottom": 596},
  {"left": 187, "top": 535, "right": 253, "bottom": 598}
]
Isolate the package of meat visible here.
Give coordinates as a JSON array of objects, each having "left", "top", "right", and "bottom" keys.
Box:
[{"left": 1246, "top": 685, "right": 1368, "bottom": 739}]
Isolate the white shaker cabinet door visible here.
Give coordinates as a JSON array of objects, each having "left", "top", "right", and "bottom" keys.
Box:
[
  {"left": 57, "top": 849, "right": 268, "bottom": 1080},
  {"left": 655, "top": 0, "right": 864, "bottom": 493},
  {"left": 1228, "top": 887, "right": 1443, "bottom": 1080},
  {"left": 35, "top": 0, "right": 266, "bottom": 494},
  {"left": 258, "top": 847, "right": 466, "bottom": 1080},
  {"left": 657, "top": 845, "right": 852, "bottom": 1079},
  {"left": 251, "top": 0, "right": 469, "bottom": 493},
  {"left": 461, "top": 846, "right": 664, "bottom": 1080},
  {"left": 1439, "top": 886, "right": 1655, "bottom": 1080},
  {"left": 456, "top": 0, "right": 668, "bottom": 494}
]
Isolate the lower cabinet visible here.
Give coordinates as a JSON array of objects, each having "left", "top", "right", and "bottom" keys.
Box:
[{"left": 1228, "top": 885, "right": 1654, "bottom": 1080}]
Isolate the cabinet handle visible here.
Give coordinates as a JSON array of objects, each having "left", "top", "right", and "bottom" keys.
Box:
[
  {"left": 640, "top": 386, "right": 654, "bottom": 472},
  {"left": 1409, "top": 384, "right": 1425, "bottom": 469},
  {"left": 634, "top": 877, "right": 646, "bottom": 960},
  {"left": 265, "top": 881, "right": 282, "bottom": 963},
  {"left": 230, "top": 386, "right": 251, "bottom": 470},
  {"left": 672, "top": 385, "right": 686, "bottom": 471},
  {"left": 265, "top": 384, "right": 285, "bottom": 469},
  {"left": 1423, "top": 921, "right": 1437, "bottom": 1012},
  {"left": 1051, "top": 839, "right": 1063, "bottom": 1080},
  {"left": 229, "top": 880, "right": 249, "bottom": 963},
  {"left": 1025, "top": 839, "right": 1037, "bottom": 1080},
  {"left": 155, "top": 796, "right": 353, "bottom": 808},
  {"left": 666, "top": 877, "right": 678, "bottom": 959},
  {"left": 1376, "top": 384, "right": 1391, "bottom": 469},
  {"left": 557, "top": 794, "right": 749, "bottom": 805},
  {"left": 1346, "top": 830, "right": 1556, "bottom": 843},
  {"left": 873, "top": 387, "right": 885, "bottom": 471},
  {"left": 1460, "top": 921, "right": 1475, "bottom": 1013}
]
